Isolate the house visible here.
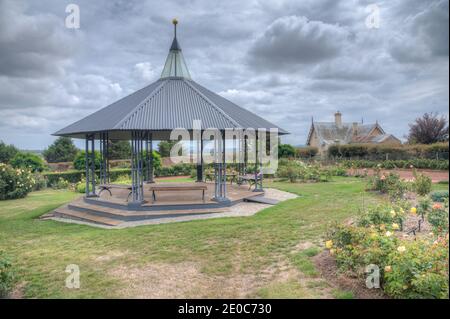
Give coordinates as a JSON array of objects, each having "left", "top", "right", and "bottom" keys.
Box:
[{"left": 306, "top": 111, "right": 401, "bottom": 155}]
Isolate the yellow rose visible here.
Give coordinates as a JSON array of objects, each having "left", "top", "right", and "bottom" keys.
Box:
[
  {"left": 410, "top": 207, "right": 417, "bottom": 215},
  {"left": 392, "top": 223, "right": 400, "bottom": 230},
  {"left": 397, "top": 246, "right": 406, "bottom": 253},
  {"left": 390, "top": 210, "right": 396, "bottom": 217},
  {"left": 384, "top": 265, "right": 392, "bottom": 272},
  {"left": 325, "top": 240, "right": 333, "bottom": 249}
]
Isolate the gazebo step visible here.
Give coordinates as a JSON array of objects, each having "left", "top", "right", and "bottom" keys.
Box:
[
  {"left": 53, "top": 206, "right": 123, "bottom": 226},
  {"left": 67, "top": 199, "right": 228, "bottom": 221}
]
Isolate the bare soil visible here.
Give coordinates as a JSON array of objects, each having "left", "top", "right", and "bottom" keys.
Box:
[{"left": 313, "top": 251, "right": 387, "bottom": 299}]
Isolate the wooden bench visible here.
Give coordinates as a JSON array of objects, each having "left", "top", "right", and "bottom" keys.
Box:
[
  {"left": 148, "top": 183, "right": 208, "bottom": 202},
  {"left": 98, "top": 184, "right": 133, "bottom": 201},
  {"left": 239, "top": 173, "right": 262, "bottom": 190}
]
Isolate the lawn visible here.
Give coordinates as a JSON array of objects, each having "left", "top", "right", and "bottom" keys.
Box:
[{"left": 1, "top": 177, "right": 389, "bottom": 298}]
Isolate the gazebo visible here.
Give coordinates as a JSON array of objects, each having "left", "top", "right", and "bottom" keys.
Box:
[{"left": 53, "top": 20, "right": 287, "bottom": 221}]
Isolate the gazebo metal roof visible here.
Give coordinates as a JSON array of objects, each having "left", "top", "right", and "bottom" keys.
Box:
[{"left": 54, "top": 20, "right": 287, "bottom": 140}]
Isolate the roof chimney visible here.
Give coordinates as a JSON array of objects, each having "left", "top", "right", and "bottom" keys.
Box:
[
  {"left": 335, "top": 111, "right": 342, "bottom": 127},
  {"left": 352, "top": 122, "right": 358, "bottom": 136}
]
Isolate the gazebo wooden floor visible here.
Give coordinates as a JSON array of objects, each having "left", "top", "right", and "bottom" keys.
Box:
[{"left": 50, "top": 182, "right": 263, "bottom": 226}]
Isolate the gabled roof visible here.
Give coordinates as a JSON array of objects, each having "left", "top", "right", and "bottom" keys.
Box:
[
  {"left": 307, "top": 121, "right": 388, "bottom": 146},
  {"left": 54, "top": 21, "right": 287, "bottom": 140}
]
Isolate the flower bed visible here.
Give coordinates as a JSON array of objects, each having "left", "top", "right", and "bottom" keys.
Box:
[
  {"left": 325, "top": 199, "right": 449, "bottom": 299},
  {"left": 339, "top": 159, "right": 448, "bottom": 170}
]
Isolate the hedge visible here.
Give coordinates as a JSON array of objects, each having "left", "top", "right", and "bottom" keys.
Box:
[
  {"left": 339, "top": 159, "right": 449, "bottom": 170},
  {"left": 328, "top": 142, "right": 449, "bottom": 160},
  {"left": 295, "top": 146, "right": 318, "bottom": 158},
  {"left": 43, "top": 163, "right": 196, "bottom": 185}
]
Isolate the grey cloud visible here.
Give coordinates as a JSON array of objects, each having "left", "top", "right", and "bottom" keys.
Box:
[
  {"left": 389, "top": 0, "right": 449, "bottom": 63},
  {"left": 0, "top": 0, "right": 81, "bottom": 78},
  {"left": 0, "top": 0, "right": 448, "bottom": 149},
  {"left": 248, "top": 16, "right": 350, "bottom": 70}
]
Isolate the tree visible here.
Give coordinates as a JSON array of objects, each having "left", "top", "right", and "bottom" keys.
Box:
[
  {"left": 10, "top": 152, "right": 45, "bottom": 173},
  {"left": 43, "top": 137, "right": 78, "bottom": 163},
  {"left": 73, "top": 151, "right": 102, "bottom": 170},
  {"left": 158, "top": 140, "right": 178, "bottom": 157},
  {"left": 278, "top": 144, "right": 296, "bottom": 158},
  {"left": 108, "top": 140, "right": 131, "bottom": 160},
  {"left": 407, "top": 113, "right": 449, "bottom": 144},
  {"left": 0, "top": 141, "right": 18, "bottom": 164}
]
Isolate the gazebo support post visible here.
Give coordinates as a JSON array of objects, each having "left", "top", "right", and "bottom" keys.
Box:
[
  {"left": 145, "top": 132, "right": 154, "bottom": 183},
  {"left": 253, "top": 131, "right": 263, "bottom": 192},
  {"left": 237, "top": 131, "right": 245, "bottom": 185},
  {"left": 99, "top": 132, "right": 109, "bottom": 185},
  {"left": 213, "top": 131, "right": 229, "bottom": 202},
  {"left": 196, "top": 134, "right": 203, "bottom": 182},
  {"left": 130, "top": 131, "right": 144, "bottom": 207},
  {"left": 85, "top": 136, "right": 89, "bottom": 196},
  {"left": 85, "top": 134, "right": 97, "bottom": 197}
]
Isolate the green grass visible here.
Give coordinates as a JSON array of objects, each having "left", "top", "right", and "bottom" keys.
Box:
[
  {"left": 332, "top": 289, "right": 355, "bottom": 299},
  {"left": 0, "top": 177, "right": 383, "bottom": 298},
  {"left": 432, "top": 182, "right": 449, "bottom": 191},
  {"left": 290, "top": 247, "right": 321, "bottom": 277}
]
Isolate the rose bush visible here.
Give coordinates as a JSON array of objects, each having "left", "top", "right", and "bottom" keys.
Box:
[
  {"left": 326, "top": 203, "right": 449, "bottom": 299},
  {"left": 0, "top": 163, "right": 35, "bottom": 200}
]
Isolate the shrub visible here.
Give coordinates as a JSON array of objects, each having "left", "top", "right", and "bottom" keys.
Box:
[
  {"left": 326, "top": 222, "right": 449, "bottom": 299},
  {"left": 339, "top": 159, "right": 448, "bottom": 170},
  {"left": 296, "top": 146, "right": 318, "bottom": 158},
  {"left": 32, "top": 174, "right": 47, "bottom": 191},
  {"left": 0, "top": 163, "right": 35, "bottom": 200},
  {"left": 142, "top": 150, "right": 162, "bottom": 172},
  {"left": 427, "top": 201, "right": 449, "bottom": 235},
  {"left": 112, "top": 174, "right": 131, "bottom": 185},
  {"left": 417, "top": 197, "right": 432, "bottom": 220},
  {"left": 430, "top": 191, "right": 449, "bottom": 202},
  {"left": 52, "top": 177, "right": 70, "bottom": 190},
  {"left": 326, "top": 224, "right": 398, "bottom": 273},
  {"left": 75, "top": 178, "right": 86, "bottom": 193},
  {"left": 367, "top": 168, "right": 409, "bottom": 200},
  {"left": 413, "top": 170, "right": 432, "bottom": 196},
  {"left": 73, "top": 151, "right": 102, "bottom": 170},
  {"left": 0, "top": 251, "right": 15, "bottom": 298},
  {"left": 384, "top": 238, "right": 449, "bottom": 299},
  {"left": 0, "top": 141, "right": 19, "bottom": 164},
  {"left": 328, "top": 143, "right": 449, "bottom": 160},
  {"left": 10, "top": 152, "right": 45, "bottom": 173},
  {"left": 357, "top": 203, "right": 406, "bottom": 230}
]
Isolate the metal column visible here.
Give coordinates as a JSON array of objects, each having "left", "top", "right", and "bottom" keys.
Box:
[
  {"left": 145, "top": 132, "right": 154, "bottom": 183},
  {"left": 85, "top": 134, "right": 97, "bottom": 197},
  {"left": 213, "top": 131, "right": 229, "bottom": 202},
  {"left": 130, "top": 131, "right": 145, "bottom": 206},
  {"left": 254, "top": 131, "right": 263, "bottom": 192}
]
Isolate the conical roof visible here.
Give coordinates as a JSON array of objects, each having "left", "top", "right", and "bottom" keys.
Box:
[
  {"left": 160, "top": 19, "right": 191, "bottom": 79},
  {"left": 54, "top": 20, "right": 287, "bottom": 140}
]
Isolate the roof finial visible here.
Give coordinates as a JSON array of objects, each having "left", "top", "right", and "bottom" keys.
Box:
[{"left": 172, "top": 18, "right": 178, "bottom": 38}]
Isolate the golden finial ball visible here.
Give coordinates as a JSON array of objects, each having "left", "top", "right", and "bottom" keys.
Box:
[{"left": 172, "top": 18, "right": 178, "bottom": 25}]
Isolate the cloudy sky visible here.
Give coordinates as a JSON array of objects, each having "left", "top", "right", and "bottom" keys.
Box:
[{"left": 0, "top": 0, "right": 448, "bottom": 149}]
